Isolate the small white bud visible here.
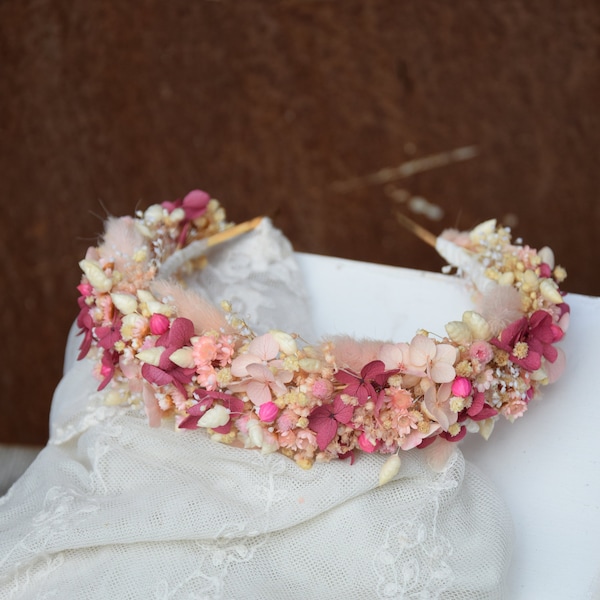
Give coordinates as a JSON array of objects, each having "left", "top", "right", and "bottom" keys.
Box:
[
  {"left": 136, "top": 347, "right": 165, "bottom": 366},
  {"left": 378, "top": 454, "right": 401, "bottom": 487},
  {"left": 270, "top": 330, "right": 298, "bottom": 355},
  {"left": 196, "top": 405, "right": 230, "bottom": 429},
  {"left": 79, "top": 260, "right": 113, "bottom": 293},
  {"left": 110, "top": 292, "right": 138, "bottom": 315}
]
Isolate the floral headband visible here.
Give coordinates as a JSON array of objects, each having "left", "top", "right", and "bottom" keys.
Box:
[{"left": 77, "top": 190, "right": 568, "bottom": 484}]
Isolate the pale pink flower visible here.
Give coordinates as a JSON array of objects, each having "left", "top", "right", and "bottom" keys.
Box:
[
  {"left": 378, "top": 343, "right": 421, "bottom": 387},
  {"left": 295, "top": 429, "right": 317, "bottom": 452},
  {"left": 277, "top": 409, "right": 299, "bottom": 432},
  {"left": 241, "top": 363, "right": 293, "bottom": 406},
  {"left": 216, "top": 335, "right": 236, "bottom": 366},
  {"left": 192, "top": 335, "right": 219, "bottom": 367},
  {"left": 408, "top": 335, "right": 457, "bottom": 383},
  {"left": 475, "top": 369, "right": 494, "bottom": 393},
  {"left": 312, "top": 378, "right": 334, "bottom": 400},
  {"left": 469, "top": 340, "right": 494, "bottom": 365},
  {"left": 196, "top": 364, "right": 218, "bottom": 390},
  {"left": 423, "top": 382, "right": 457, "bottom": 431},
  {"left": 230, "top": 333, "right": 280, "bottom": 377},
  {"left": 502, "top": 398, "right": 528, "bottom": 420}
]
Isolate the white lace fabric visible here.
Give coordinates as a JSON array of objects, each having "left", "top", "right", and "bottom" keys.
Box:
[{"left": 0, "top": 221, "right": 512, "bottom": 599}]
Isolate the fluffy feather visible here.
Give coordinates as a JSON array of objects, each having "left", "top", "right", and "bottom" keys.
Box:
[
  {"left": 151, "top": 280, "right": 232, "bottom": 334},
  {"left": 480, "top": 286, "right": 523, "bottom": 335},
  {"left": 100, "top": 217, "right": 147, "bottom": 271},
  {"left": 330, "top": 336, "right": 385, "bottom": 371}
]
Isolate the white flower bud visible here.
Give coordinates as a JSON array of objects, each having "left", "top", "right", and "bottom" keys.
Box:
[
  {"left": 478, "top": 418, "right": 495, "bottom": 440},
  {"left": 144, "top": 204, "right": 165, "bottom": 224},
  {"left": 136, "top": 347, "right": 165, "bottom": 366},
  {"left": 540, "top": 279, "right": 563, "bottom": 304},
  {"left": 169, "top": 207, "right": 185, "bottom": 223},
  {"left": 538, "top": 246, "right": 555, "bottom": 269},
  {"left": 196, "top": 405, "right": 230, "bottom": 428},
  {"left": 169, "top": 347, "right": 195, "bottom": 369},
  {"left": 269, "top": 330, "right": 298, "bottom": 355},
  {"left": 79, "top": 259, "right": 113, "bottom": 293},
  {"left": 247, "top": 419, "right": 264, "bottom": 448},
  {"left": 498, "top": 271, "right": 515, "bottom": 286},
  {"left": 378, "top": 454, "right": 401, "bottom": 487},
  {"left": 463, "top": 311, "right": 491, "bottom": 340},
  {"left": 445, "top": 321, "right": 472, "bottom": 345},
  {"left": 469, "top": 219, "right": 496, "bottom": 243},
  {"left": 110, "top": 292, "right": 138, "bottom": 315},
  {"left": 298, "top": 358, "right": 322, "bottom": 373}
]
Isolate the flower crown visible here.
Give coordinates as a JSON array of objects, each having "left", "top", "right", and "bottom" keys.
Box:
[{"left": 77, "top": 190, "right": 569, "bottom": 484}]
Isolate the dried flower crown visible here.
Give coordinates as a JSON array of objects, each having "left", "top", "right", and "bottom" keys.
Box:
[{"left": 77, "top": 190, "right": 569, "bottom": 484}]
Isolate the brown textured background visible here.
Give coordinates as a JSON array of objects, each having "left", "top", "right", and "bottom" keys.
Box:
[{"left": 1, "top": 0, "right": 598, "bottom": 446}]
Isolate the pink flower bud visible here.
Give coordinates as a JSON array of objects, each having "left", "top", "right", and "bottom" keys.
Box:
[
  {"left": 150, "top": 313, "right": 170, "bottom": 335},
  {"left": 258, "top": 401, "right": 279, "bottom": 423},
  {"left": 311, "top": 378, "right": 334, "bottom": 400},
  {"left": 451, "top": 376, "right": 472, "bottom": 398},
  {"left": 358, "top": 432, "right": 377, "bottom": 453},
  {"left": 77, "top": 282, "right": 94, "bottom": 297}
]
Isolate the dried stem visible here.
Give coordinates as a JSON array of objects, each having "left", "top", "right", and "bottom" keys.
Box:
[{"left": 394, "top": 212, "right": 437, "bottom": 248}]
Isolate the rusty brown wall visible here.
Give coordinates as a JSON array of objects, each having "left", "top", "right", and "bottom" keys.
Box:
[{"left": 1, "top": 0, "right": 598, "bottom": 445}]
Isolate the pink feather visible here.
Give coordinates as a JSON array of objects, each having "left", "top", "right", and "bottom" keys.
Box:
[
  {"left": 330, "top": 336, "right": 384, "bottom": 371},
  {"left": 151, "top": 280, "right": 232, "bottom": 335},
  {"left": 100, "top": 217, "right": 147, "bottom": 271}
]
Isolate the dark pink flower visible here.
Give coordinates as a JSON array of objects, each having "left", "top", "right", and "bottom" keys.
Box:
[
  {"left": 308, "top": 395, "right": 355, "bottom": 451},
  {"left": 76, "top": 297, "right": 94, "bottom": 360},
  {"left": 466, "top": 391, "right": 498, "bottom": 421},
  {"left": 98, "top": 350, "right": 119, "bottom": 391},
  {"left": 336, "top": 360, "right": 399, "bottom": 406},
  {"left": 162, "top": 190, "right": 210, "bottom": 221},
  {"left": 491, "top": 310, "right": 560, "bottom": 371},
  {"left": 95, "top": 314, "right": 123, "bottom": 351},
  {"left": 439, "top": 426, "right": 467, "bottom": 443},
  {"left": 179, "top": 389, "right": 245, "bottom": 432},
  {"left": 142, "top": 317, "right": 196, "bottom": 396}
]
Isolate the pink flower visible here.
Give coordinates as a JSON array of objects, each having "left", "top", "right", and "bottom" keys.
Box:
[
  {"left": 179, "top": 389, "right": 245, "bottom": 432},
  {"left": 491, "top": 310, "right": 560, "bottom": 371},
  {"left": 501, "top": 398, "right": 528, "bottom": 420},
  {"left": 358, "top": 432, "right": 378, "bottom": 453},
  {"left": 308, "top": 395, "right": 355, "bottom": 451},
  {"left": 149, "top": 313, "right": 170, "bottom": 335},
  {"left": 335, "top": 360, "right": 398, "bottom": 406},
  {"left": 230, "top": 333, "right": 280, "bottom": 377},
  {"left": 162, "top": 189, "right": 210, "bottom": 221},
  {"left": 96, "top": 313, "right": 123, "bottom": 351},
  {"left": 466, "top": 392, "right": 498, "bottom": 421},
  {"left": 451, "top": 377, "right": 472, "bottom": 398},
  {"left": 141, "top": 317, "right": 196, "bottom": 396},
  {"left": 196, "top": 364, "right": 218, "bottom": 390},
  {"left": 423, "top": 382, "right": 457, "bottom": 431},
  {"left": 259, "top": 401, "right": 279, "bottom": 422},
  {"left": 98, "top": 350, "right": 119, "bottom": 391},
  {"left": 76, "top": 298, "right": 94, "bottom": 360},
  {"left": 311, "top": 378, "right": 334, "bottom": 401},
  {"left": 192, "top": 335, "right": 219, "bottom": 366},
  {"left": 469, "top": 340, "right": 494, "bottom": 365},
  {"left": 234, "top": 363, "right": 293, "bottom": 406},
  {"left": 407, "top": 335, "right": 457, "bottom": 383},
  {"left": 276, "top": 409, "right": 299, "bottom": 432}
]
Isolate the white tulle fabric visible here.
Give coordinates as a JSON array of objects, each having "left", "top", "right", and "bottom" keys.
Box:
[{"left": 0, "top": 220, "right": 512, "bottom": 599}]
